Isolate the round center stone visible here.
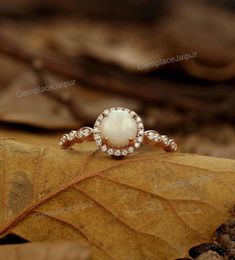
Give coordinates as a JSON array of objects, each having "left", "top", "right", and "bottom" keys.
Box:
[{"left": 101, "top": 110, "right": 137, "bottom": 147}]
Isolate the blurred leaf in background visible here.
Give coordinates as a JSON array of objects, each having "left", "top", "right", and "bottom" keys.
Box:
[{"left": 0, "top": 1, "right": 234, "bottom": 154}]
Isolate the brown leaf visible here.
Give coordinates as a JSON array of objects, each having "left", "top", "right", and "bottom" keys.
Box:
[
  {"left": 0, "top": 16, "right": 234, "bottom": 132},
  {"left": 0, "top": 241, "right": 90, "bottom": 260},
  {"left": 0, "top": 139, "right": 234, "bottom": 259},
  {"left": 0, "top": 57, "right": 140, "bottom": 129},
  {"left": 0, "top": 71, "right": 81, "bottom": 130}
]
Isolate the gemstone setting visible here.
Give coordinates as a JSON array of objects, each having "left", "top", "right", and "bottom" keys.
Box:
[{"left": 93, "top": 107, "right": 144, "bottom": 156}]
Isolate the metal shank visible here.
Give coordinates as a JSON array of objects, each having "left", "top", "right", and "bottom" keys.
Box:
[{"left": 60, "top": 127, "right": 177, "bottom": 153}]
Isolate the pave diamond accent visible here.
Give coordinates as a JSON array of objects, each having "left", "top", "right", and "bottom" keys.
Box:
[
  {"left": 145, "top": 130, "right": 177, "bottom": 152},
  {"left": 93, "top": 127, "right": 99, "bottom": 133},
  {"left": 59, "top": 127, "right": 93, "bottom": 147},
  {"left": 107, "top": 148, "right": 114, "bottom": 155},
  {"left": 162, "top": 135, "right": 169, "bottom": 145},
  {"left": 137, "top": 136, "right": 143, "bottom": 142},
  {"left": 138, "top": 129, "right": 144, "bottom": 135},
  {"left": 101, "top": 145, "right": 107, "bottom": 152},
  {"left": 96, "top": 139, "right": 102, "bottom": 147},
  {"left": 130, "top": 111, "right": 136, "bottom": 117},
  {"left": 98, "top": 115, "right": 103, "bottom": 121},
  {"left": 114, "top": 150, "right": 121, "bottom": 156},
  {"left": 121, "top": 149, "right": 128, "bottom": 156},
  {"left": 171, "top": 142, "right": 177, "bottom": 151},
  {"left": 103, "top": 109, "right": 109, "bottom": 116},
  {"left": 155, "top": 134, "right": 162, "bottom": 142},
  {"left": 146, "top": 131, "right": 157, "bottom": 141}
]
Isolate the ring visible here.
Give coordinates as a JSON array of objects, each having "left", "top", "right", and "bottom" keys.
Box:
[{"left": 59, "top": 107, "right": 177, "bottom": 157}]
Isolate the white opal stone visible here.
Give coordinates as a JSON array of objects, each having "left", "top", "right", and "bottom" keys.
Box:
[{"left": 101, "top": 110, "right": 137, "bottom": 147}]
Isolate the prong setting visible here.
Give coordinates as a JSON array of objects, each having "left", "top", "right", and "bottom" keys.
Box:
[{"left": 93, "top": 107, "right": 145, "bottom": 156}]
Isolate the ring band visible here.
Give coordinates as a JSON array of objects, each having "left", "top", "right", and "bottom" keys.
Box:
[{"left": 59, "top": 107, "right": 177, "bottom": 157}]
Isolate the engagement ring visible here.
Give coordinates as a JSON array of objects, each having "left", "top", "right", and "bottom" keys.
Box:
[{"left": 59, "top": 107, "right": 177, "bottom": 157}]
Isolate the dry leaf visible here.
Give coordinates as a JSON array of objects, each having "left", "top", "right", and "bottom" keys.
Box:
[
  {"left": 0, "top": 57, "right": 140, "bottom": 129},
  {"left": 0, "top": 71, "right": 80, "bottom": 130},
  {"left": 1, "top": 124, "right": 235, "bottom": 159},
  {"left": 0, "top": 15, "right": 234, "bottom": 132},
  {"left": 1, "top": 1, "right": 235, "bottom": 79},
  {"left": 0, "top": 241, "right": 90, "bottom": 260},
  {"left": 0, "top": 139, "right": 234, "bottom": 259}
]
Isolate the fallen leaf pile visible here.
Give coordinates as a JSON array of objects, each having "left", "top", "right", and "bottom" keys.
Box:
[
  {"left": 0, "top": 0, "right": 234, "bottom": 133},
  {"left": 0, "top": 139, "right": 234, "bottom": 259}
]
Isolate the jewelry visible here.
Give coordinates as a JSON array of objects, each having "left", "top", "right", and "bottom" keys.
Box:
[{"left": 59, "top": 107, "right": 177, "bottom": 157}]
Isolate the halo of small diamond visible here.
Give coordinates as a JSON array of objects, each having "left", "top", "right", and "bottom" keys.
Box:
[{"left": 93, "top": 107, "right": 144, "bottom": 156}]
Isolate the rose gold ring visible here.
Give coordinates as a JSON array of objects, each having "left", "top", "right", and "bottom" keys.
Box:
[{"left": 59, "top": 107, "right": 177, "bottom": 157}]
